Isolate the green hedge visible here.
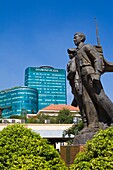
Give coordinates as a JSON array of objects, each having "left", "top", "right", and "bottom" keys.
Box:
[
  {"left": 70, "top": 127, "right": 113, "bottom": 170},
  {"left": 0, "top": 124, "right": 67, "bottom": 170}
]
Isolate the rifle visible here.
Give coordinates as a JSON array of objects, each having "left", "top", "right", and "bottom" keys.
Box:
[{"left": 94, "top": 18, "right": 113, "bottom": 73}]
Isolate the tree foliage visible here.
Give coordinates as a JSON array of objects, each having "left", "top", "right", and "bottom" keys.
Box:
[
  {"left": 0, "top": 124, "right": 67, "bottom": 170},
  {"left": 56, "top": 108, "right": 74, "bottom": 124},
  {"left": 27, "top": 117, "right": 39, "bottom": 124},
  {"left": 62, "top": 121, "right": 84, "bottom": 145},
  {"left": 63, "top": 120, "right": 84, "bottom": 138},
  {"left": 37, "top": 113, "right": 50, "bottom": 123},
  {"left": 10, "top": 114, "right": 26, "bottom": 119},
  {"left": 70, "top": 127, "right": 113, "bottom": 170},
  {"left": 28, "top": 109, "right": 76, "bottom": 124}
]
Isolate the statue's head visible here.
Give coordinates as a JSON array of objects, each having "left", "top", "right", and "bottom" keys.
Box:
[{"left": 74, "top": 32, "right": 86, "bottom": 46}]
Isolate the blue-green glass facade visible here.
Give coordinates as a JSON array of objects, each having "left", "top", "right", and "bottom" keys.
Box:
[
  {"left": 0, "top": 86, "right": 38, "bottom": 118},
  {"left": 24, "top": 66, "right": 67, "bottom": 110}
]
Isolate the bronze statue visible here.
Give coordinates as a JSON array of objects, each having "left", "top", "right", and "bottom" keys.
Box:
[{"left": 67, "top": 32, "right": 113, "bottom": 132}]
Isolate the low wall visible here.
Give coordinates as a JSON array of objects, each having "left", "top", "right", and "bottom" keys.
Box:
[{"left": 60, "top": 145, "right": 85, "bottom": 167}]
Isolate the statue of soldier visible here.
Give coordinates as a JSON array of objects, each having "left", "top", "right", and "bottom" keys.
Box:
[
  {"left": 67, "top": 32, "right": 113, "bottom": 131},
  {"left": 67, "top": 48, "right": 99, "bottom": 129}
]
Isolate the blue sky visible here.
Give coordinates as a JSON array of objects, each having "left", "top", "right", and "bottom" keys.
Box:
[{"left": 0, "top": 0, "right": 113, "bottom": 104}]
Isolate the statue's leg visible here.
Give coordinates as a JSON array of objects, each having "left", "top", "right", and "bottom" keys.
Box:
[
  {"left": 95, "top": 103, "right": 111, "bottom": 124},
  {"left": 84, "top": 76, "right": 113, "bottom": 125},
  {"left": 72, "top": 88, "right": 87, "bottom": 126},
  {"left": 82, "top": 84, "right": 99, "bottom": 128}
]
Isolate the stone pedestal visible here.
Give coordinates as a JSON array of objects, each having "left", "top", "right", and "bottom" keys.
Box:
[
  {"left": 73, "top": 131, "right": 96, "bottom": 144},
  {"left": 73, "top": 123, "right": 109, "bottom": 144},
  {"left": 60, "top": 145, "right": 85, "bottom": 167}
]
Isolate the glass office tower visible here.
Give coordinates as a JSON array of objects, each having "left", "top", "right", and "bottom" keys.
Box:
[
  {"left": 0, "top": 86, "right": 38, "bottom": 118},
  {"left": 24, "top": 66, "right": 67, "bottom": 110}
]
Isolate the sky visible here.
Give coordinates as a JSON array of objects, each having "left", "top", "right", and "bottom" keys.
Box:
[{"left": 0, "top": 0, "right": 113, "bottom": 104}]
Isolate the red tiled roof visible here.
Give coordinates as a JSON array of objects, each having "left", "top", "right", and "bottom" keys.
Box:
[{"left": 41, "top": 104, "right": 79, "bottom": 111}]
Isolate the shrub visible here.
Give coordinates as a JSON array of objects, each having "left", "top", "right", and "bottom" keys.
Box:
[
  {"left": 70, "top": 127, "right": 113, "bottom": 170},
  {"left": 0, "top": 124, "right": 67, "bottom": 170},
  {"left": 63, "top": 120, "right": 84, "bottom": 137},
  {"left": 63, "top": 121, "right": 84, "bottom": 145}
]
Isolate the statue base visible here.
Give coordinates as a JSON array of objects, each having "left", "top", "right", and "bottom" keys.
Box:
[
  {"left": 73, "top": 126, "right": 100, "bottom": 144},
  {"left": 60, "top": 145, "right": 85, "bottom": 166},
  {"left": 73, "top": 122, "right": 112, "bottom": 144},
  {"left": 73, "top": 132, "right": 96, "bottom": 144}
]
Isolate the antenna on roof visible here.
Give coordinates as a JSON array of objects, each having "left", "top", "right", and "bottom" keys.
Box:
[{"left": 94, "top": 17, "right": 100, "bottom": 46}]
